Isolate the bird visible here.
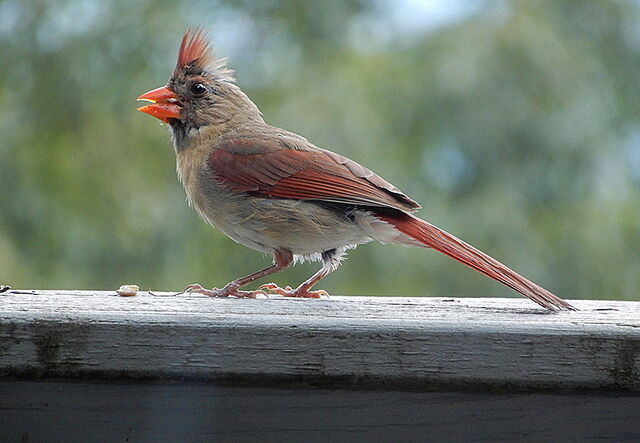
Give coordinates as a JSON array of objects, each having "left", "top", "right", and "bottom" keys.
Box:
[{"left": 137, "top": 29, "right": 576, "bottom": 312}]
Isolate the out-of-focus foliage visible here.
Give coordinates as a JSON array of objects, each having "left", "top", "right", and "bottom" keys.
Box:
[{"left": 1, "top": 0, "right": 639, "bottom": 300}]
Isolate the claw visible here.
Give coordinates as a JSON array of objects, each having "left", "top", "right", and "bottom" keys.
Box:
[
  {"left": 182, "top": 283, "right": 266, "bottom": 299},
  {"left": 182, "top": 284, "right": 201, "bottom": 293},
  {"left": 259, "top": 283, "right": 282, "bottom": 292},
  {"left": 182, "top": 283, "right": 220, "bottom": 297},
  {"left": 259, "top": 283, "right": 329, "bottom": 299}
]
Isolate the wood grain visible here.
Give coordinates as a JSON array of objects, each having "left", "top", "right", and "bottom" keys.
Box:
[
  {"left": 2, "top": 380, "right": 639, "bottom": 442},
  {"left": 1, "top": 290, "right": 639, "bottom": 390}
]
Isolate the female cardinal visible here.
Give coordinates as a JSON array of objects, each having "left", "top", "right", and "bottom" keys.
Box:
[{"left": 137, "top": 29, "right": 575, "bottom": 311}]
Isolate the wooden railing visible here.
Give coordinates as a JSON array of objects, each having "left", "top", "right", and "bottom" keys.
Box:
[{"left": 1, "top": 290, "right": 639, "bottom": 440}]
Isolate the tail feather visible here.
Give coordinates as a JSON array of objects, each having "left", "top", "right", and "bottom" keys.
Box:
[{"left": 376, "top": 212, "right": 576, "bottom": 312}]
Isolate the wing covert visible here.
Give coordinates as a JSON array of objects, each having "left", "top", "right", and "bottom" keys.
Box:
[{"left": 208, "top": 139, "right": 420, "bottom": 212}]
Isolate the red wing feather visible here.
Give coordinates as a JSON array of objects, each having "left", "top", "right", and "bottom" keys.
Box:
[{"left": 208, "top": 141, "right": 419, "bottom": 212}]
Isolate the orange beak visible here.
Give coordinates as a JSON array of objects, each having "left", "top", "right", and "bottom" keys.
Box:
[{"left": 136, "top": 86, "right": 182, "bottom": 123}]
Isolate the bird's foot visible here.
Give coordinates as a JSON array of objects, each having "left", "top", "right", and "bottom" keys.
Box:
[
  {"left": 182, "top": 283, "right": 266, "bottom": 299},
  {"left": 259, "top": 283, "right": 329, "bottom": 299}
]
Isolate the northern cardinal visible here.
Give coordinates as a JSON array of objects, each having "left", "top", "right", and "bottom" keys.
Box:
[{"left": 137, "top": 29, "right": 575, "bottom": 312}]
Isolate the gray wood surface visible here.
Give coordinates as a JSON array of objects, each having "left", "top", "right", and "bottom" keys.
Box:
[
  {"left": 1, "top": 290, "right": 639, "bottom": 390},
  {"left": 2, "top": 380, "right": 639, "bottom": 442}
]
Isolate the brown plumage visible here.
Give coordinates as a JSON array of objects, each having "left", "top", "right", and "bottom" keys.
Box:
[
  {"left": 137, "top": 29, "right": 576, "bottom": 311},
  {"left": 209, "top": 142, "right": 420, "bottom": 211}
]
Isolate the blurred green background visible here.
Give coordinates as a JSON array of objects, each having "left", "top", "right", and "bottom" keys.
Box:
[{"left": 1, "top": 0, "right": 639, "bottom": 300}]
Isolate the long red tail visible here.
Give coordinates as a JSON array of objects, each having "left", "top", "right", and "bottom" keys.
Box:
[{"left": 376, "top": 212, "right": 576, "bottom": 311}]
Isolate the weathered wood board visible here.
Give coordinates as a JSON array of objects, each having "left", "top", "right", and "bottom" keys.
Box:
[
  {"left": 0, "top": 290, "right": 639, "bottom": 390},
  {"left": 1, "top": 380, "right": 639, "bottom": 442}
]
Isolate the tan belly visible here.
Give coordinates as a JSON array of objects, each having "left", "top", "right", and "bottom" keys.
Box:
[
  {"left": 177, "top": 149, "right": 372, "bottom": 256},
  {"left": 201, "top": 192, "right": 371, "bottom": 255}
]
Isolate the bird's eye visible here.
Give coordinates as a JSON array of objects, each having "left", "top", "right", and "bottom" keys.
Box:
[{"left": 190, "top": 82, "right": 207, "bottom": 95}]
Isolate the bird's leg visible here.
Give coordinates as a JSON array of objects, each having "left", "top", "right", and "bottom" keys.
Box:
[
  {"left": 184, "top": 249, "right": 293, "bottom": 298},
  {"left": 261, "top": 249, "right": 341, "bottom": 298}
]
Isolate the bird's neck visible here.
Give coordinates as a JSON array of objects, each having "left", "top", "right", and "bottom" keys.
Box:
[
  {"left": 172, "top": 112, "right": 270, "bottom": 194},
  {"left": 171, "top": 111, "right": 264, "bottom": 152}
]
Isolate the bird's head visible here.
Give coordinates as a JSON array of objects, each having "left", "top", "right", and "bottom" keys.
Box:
[{"left": 137, "top": 29, "right": 261, "bottom": 142}]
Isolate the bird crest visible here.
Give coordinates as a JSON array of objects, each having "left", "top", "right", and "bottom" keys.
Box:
[{"left": 174, "top": 28, "right": 235, "bottom": 82}]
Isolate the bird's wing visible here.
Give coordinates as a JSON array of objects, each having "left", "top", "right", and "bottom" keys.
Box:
[{"left": 208, "top": 139, "right": 420, "bottom": 212}]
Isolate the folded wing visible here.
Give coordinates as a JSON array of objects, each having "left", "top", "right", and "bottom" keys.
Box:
[{"left": 208, "top": 139, "right": 420, "bottom": 212}]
